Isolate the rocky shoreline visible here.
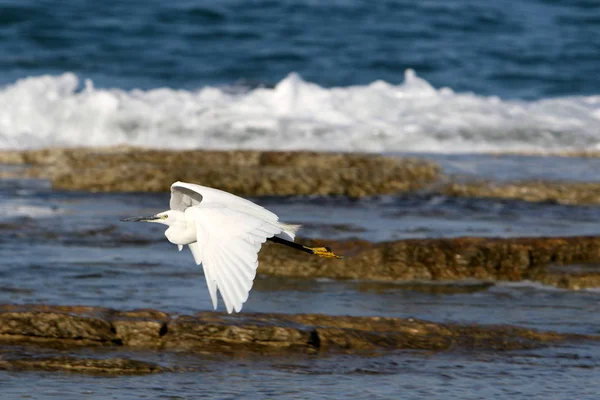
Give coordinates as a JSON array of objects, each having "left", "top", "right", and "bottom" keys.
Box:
[
  {"left": 442, "top": 181, "right": 600, "bottom": 205},
  {"left": 3, "top": 147, "right": 600, "bottom": 204},
  {"left": 0, "top": 147, "right": 440, "bottom": 197},
  {"left": 5, "top": 215, "right": 600, "bottom": 288},
  {"left": 257, "top": 236, "right": 600, "bottom": 289},
  {"left": 3, "top": 147, "right": 600, "bottom": 376},
  {"left": 0, "top": 304, "right": 595, "bottom": 375}
]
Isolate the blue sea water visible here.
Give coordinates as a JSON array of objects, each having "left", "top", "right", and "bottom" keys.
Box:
[
  {"left": 0, "top": 0, "right": 599, "bottom": 152},
  {"left": 2, "top": 0, "right": 599, "bottom": 98},
  {"left": 2, "top": 2, "right": 600, "bottom": 399},
  {"left": 3, "top": 174, "right": 600, "bottom": 399}
]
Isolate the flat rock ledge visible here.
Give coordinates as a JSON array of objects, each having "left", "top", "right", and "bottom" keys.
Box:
[
  {"left": 490, "top": 150, "right": 600, "bottom": 158},
  {"left": 0, "top": 355, "right": 165, "bottom": 375},
  {"left": 0, "top": 147, "right": 440, "bottom": 197},
  {"left": 259, "top": 236, "right": 600, "bottom": 289},
  {"left": 0, "top": 304, "right": 595, "bottom": 375},
  {"left": 442, "top": 181, "right": 600, "bottom": 205},
  {"left": 3, "top": 147, "right": 600, "bottom": 204}
]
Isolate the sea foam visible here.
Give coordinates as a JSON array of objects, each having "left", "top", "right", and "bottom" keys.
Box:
[{"left": 1, "top": 70, "right": 599, "bottom": 153}]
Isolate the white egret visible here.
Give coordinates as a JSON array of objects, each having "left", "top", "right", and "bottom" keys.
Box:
[{"left": 121, "top": 181, "right": 341, "bottom": 313}]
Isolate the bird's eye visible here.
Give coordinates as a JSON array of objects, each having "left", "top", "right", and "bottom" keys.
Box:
[{"left": 162, "top": 214, "right": 168, "bottom": 219}]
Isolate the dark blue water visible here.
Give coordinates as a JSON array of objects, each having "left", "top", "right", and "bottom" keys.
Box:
[
  {"left": 1, "top": 0, "right": 599, "bottom": 99},
  {"left": 2, "top": 2, "right": 600, "bottom": 397},
  {"left": 3, "top": 163, "right": 600, "bottom": 398}
]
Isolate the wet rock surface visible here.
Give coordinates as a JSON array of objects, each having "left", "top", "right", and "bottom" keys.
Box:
[
  {"left": 0, "top": 353, "right": 166, "bottom": 375},
  {"left": 3, "top": 148, "right": 600, "bottom": 377},
  {"left": 258, "top": 236, "right": 600, "bottom": 289},
  {"left": 0, "top": 147, "right": 440, "bottom": 197},
  {"left": 491, "top": 150, "right": 600, "bottom": 158},
  {"left": 4, "top": 214, "right": 600, "bottom": 289},
  {"left": 3, "top": 147, "right": 600, "bottom": 205},
  {"left": 442, "top": 181, "right": 600, "bottom": 205},
  {"left": 0, "top": 304, "right": 595, "bottom": 375}
]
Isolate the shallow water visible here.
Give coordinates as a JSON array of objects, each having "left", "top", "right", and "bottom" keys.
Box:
[
  {"left": 415, "top": 153, "right": 600, "bottom": 183},
  {"left": 2, "top": 155, "right": 600, "bottom": 398},
  {"left": 2, "top": 0, "right": 600, "bottom": 395},
  {"left": 3, "top": 347, "right": 600, "bottom": 400}
]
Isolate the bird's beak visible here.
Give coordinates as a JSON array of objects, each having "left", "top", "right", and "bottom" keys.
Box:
[{"left": 120, "top": 214, "right": 161, "bottom": 222}]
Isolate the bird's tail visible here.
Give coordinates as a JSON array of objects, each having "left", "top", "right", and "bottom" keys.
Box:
[{"left": 276, "top": 223, "right": 302, "bottom": 241}]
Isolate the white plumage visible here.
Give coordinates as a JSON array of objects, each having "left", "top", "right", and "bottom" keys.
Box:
[
  {"left": 172, "top": 182, "right": 301, "bottom": 313},
  {"left": 122, "top": 181, "right": 302, "bottom": 313}
]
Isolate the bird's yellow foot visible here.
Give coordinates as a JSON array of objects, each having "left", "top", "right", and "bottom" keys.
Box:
[{"left": 308, "top": 246, "right": 343, "bottom": 259}]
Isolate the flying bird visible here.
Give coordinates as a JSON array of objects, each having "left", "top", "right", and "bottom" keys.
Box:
[{"left": 121, "top": 181, "right": 341, "bottom": 313}]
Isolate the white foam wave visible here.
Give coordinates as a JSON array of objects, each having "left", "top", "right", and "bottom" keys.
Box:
[
  {"left": 491, "top": 280, "right": 563, "bottom": 292},
  {"left": 1, "top": 70, "right": 599, "bottom": 153},
  {"left": 0, "top": 202, "right": 60, "bottom": 220}
]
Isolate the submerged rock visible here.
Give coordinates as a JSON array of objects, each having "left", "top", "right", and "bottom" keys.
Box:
[
  {"left": 257, "top": 236, "right": 600, "bottom": 289},
  {"left": 5, "top": 220, "right": 600, "bottom": 289},
  {"left": 490, "top": 150, "right": 600, "bottom": 158},
  {"left": 442, "top": 181, "right": 600, "bottom": 205},
  {"left": 0, "top": 354, "right": 165, "bottom": 375},
  {"left": 0, "top": 304, "right": 592, "bottom": 358},
  {"left": 0, "top": 147, "right": 440, "bottom": 197}
]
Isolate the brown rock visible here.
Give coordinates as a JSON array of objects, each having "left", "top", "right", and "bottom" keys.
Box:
[
  {"left": 489, "top": 150, "right": 600, "bottom": 158},
  {"left": 5, "top": 146, "right": 600, "bottom": 204},
  {"left": 0, "top": 147, "right": 440, "bottom": 197},
  {"left": 0, "top": 304, "right": 595, "bottom": 356},
  {"left": 0, "top": 355, "right": 164, "bottom": 375},
  {"left": 528, "top": 263, "right": 600, "bottom": 290},
  {"left": 6, "top": 146, "right": 600, "bottom": 205},
  {"left": 164, "top": 313, "right": 311, "bottom": 353},
  {"left": 112, "top": 320, "right": 166, "bottom": 347},
  {"left": 442, "top": 180, "right": 600, "bottom": 205},
  {"left": 258, "top": 236, "right": 600, "bottom": 288},
  {"left": 0, "top": 306, "right": 115, "bottom": 347},
  {"left": 110, "top": 308, "right": 170, "bottom": 347}
]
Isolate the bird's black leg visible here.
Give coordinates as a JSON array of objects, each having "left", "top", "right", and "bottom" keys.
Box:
[{"left": 267, "top": 236, "right": 342, "bottom": 259}]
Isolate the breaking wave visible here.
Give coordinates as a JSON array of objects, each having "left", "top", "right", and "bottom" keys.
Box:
[{"left": 1, "top": 70, "right": 599, "bottom": 153}]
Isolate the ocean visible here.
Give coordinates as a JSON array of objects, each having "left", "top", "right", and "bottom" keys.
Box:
[
  {"left": 2, "top": 0, "right": 600, "bottom": 399},
  {"left": 0, "top": 0, "right": 599, "bottom": 152}
]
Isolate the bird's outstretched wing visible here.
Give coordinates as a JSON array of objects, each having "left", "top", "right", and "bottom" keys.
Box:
[
  {"left": 185, "top": 205, "right": 283, "bottom": 313},
  {"left": 170, "top": 181, "right": 279, "bottom": 223}
]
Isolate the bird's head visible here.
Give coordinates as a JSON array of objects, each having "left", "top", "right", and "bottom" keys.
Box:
[{"left": 120, "top": 210, "right": 181, "bottom": 226}]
